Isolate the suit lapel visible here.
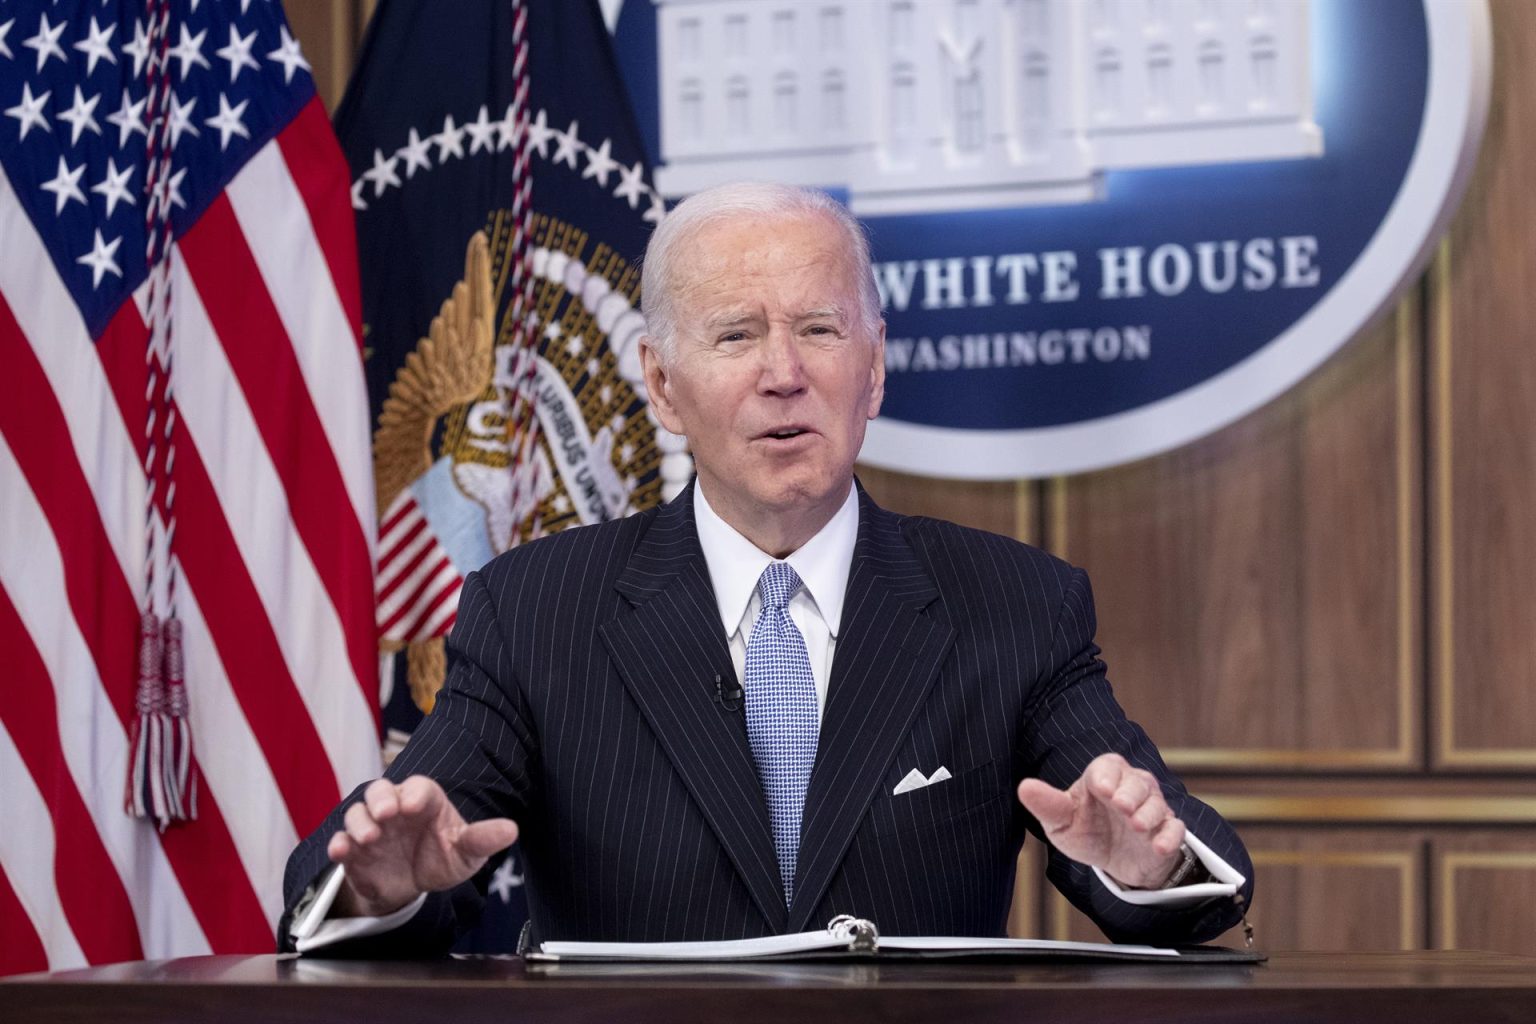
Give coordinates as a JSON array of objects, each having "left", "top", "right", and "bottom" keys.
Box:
[
  {"left": 788, "top": 490, "right": 956, "bottom": 932},
  {"left": 598, "top": 485, "right": 787, "bottom": 932}
]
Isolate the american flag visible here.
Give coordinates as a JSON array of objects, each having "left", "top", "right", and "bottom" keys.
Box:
[{"left": 0, "top": 0, "right": 380, "bottom": 973}]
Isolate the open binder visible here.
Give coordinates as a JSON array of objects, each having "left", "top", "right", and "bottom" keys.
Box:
[{"left": 523, "top": 915, "right": 1266, "bottom": 964}]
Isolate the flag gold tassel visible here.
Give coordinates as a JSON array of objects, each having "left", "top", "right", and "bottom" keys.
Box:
[
  {"left": 125, "top": 612, "right": 166, "bottom": 822},
  {"left": 125, "top": 612, "right": 197, "bottom": 828},
  {"left": 162, "top": 617, "right": 197, "bottom": 822}
]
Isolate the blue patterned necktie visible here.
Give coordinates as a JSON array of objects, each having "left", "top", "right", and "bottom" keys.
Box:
[{"left": 744, "top": 561, "right": 820, "bottom": 906}]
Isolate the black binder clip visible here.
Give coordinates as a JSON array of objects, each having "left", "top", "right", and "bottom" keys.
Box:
[{"left": 828, "top": 915, "right": 880, "bottom": 953}]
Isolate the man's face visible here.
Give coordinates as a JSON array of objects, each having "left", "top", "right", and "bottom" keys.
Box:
[{"left": 642, "top": 212, "right": 885, "bottom": 545}]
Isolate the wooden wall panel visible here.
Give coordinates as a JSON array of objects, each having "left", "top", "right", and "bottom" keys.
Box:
[
  {"left": 285, "top": 1, "right": 363, "bottom": 112},
  {"left": 1006, "top": 840, "right": 1046, "bottom": 939},
  {"left": 1432, "top": 0, "right": 1536, "bottom": 768},
  {"left": 1048, "top": 307, "right": 1417, "bottom": 769},
  {"left": 857, "top": 468, "right": 1033, "bottom": 542},
  {"left": 1042, "top": 829, "right": 1422, "bottom": 951},
  {"left": 1035, "top": 818, "right": 1536, "bottom": 957},
  {"left": 1434, "top": 834, "right": 1536, "bottom": 953},
  {"left": 1048, "top": 410, "right": 1302, "bottom": 759}
]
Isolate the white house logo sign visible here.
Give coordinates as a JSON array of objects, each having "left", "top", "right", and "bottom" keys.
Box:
[{"left": 610, "top": 0, "right": 1490, "bottom": 478}]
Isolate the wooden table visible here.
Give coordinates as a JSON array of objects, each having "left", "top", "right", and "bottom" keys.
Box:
[{"left": 5, "top": 951, "right": 1535, "bottom": 1023}]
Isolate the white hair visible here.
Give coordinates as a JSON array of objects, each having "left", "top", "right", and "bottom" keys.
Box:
[{"left": 640, "top": 182, "right": 884, "bottom": 363}]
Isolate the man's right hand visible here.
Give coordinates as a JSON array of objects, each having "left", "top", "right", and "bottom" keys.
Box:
[{"left": 327, "top": 775, "right": 519, "bottom": 918}]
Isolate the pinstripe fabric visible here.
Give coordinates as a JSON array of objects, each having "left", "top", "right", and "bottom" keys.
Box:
[{"left": 281, "top": 480, "right": 1253, "bottom": 952}]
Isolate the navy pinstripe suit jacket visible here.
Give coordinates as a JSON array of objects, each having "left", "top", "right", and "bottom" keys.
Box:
[{"left": 281, "top": 481, "right": 1253, "bottom": 954}]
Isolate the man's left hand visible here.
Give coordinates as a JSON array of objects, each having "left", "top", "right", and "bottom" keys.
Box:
[{"left": 1016, "top": 753, "right": 1186, "bottom": 889}]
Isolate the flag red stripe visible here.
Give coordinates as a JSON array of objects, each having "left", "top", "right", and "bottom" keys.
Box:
[
  {"left": 152, "top": 787, "right": 280, "bottom": 951},
  {"left": 378, "top": 553, "right": 453, "bottom": 635},
  {"left": 377, "top": 515, "right": 429, "bottom": 576},
  {"left": 396, "top": 572, "right": 462, "bottom": 642},
  {"left": 0, "top": 588, "right": 144, "bottom": 966},
  {"left": 0, "top": 299, "right": 139, "bottom": 725},
  {"left": 1, "top": 8, "right": 378, "bottom": 969},
  {"left": 158, "top": 419, "right": 349, "bottom": 839},
  {"left": 0, "top": 862, "right": 49, "bottom": 977},
  {"left": 2, "top": 301, "right": 274, "bottom": 951},
  {"left": 96, "top": 313, "right": 151, "bottom": 466},
  {"left": 177, "top": 197, "right": 378, "bottom": 730},
  {"left": 94, "top": 310, "right": 347, "bottom": 839},
  {"left": 377, "top": 515, "right": 433, "bottom": 580},
  {"left": 90, "top": 312, "right": 149, "bottom": 450},
  {"left": 377, "top": 530, "right": 438, "bottom": 606},
  {"left": 275, "top": 97, "right": 364, "bottom": 347},
  {"left": 379, "top": 498, "right": 415, "bottom": 537}
]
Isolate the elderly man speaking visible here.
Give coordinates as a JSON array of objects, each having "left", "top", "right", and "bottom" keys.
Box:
[{"left": 280, "top": 183, "right": 1253, "bottom": 955}]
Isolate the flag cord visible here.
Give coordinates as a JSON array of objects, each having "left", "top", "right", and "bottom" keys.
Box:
[
  {"left": 505, "top": 0, "right": 545, "bottom": 545},
  {"left": 127, "top": 0, "right": 196, "bottom": 829}
]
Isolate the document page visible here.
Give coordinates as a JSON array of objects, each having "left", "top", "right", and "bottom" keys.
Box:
[{"left": 531, "top": 920, "right": 1181, "bottom": 962}]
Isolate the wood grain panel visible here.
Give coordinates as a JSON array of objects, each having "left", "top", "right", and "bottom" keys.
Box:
[
  {"left": 1433, "top": 833, "right": 1536, "bottom": 956},
  {"left": 284, "top": 1, "right": 362, "bottom": 113},
  {"left": 1200, "top": 791, "right": 1536, "bottom": 825},
  {"left": 1431, "top": 0, "right": 1536, "bottom": 768},
  {"left": 1049, "top": 306, "right": 1416, "bottom": 769},
  {"left": 1006, "top": 837, "right": 1045, "bottom": 938},
  {"left": 1189, "top": 775, "right": 1536, "bottom": 804},
  {"left": 857, "top": 467, "right": 1034, "bottom": 543},
  {"left": 1042, "top": 829, "right": 1423, "bottom": 952}
]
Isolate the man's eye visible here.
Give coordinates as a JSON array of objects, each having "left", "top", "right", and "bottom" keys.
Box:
[{"left": 718, "top": 331, "right": 748, "bottom": 343}]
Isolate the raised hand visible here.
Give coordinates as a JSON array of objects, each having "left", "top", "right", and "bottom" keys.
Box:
[
  {"left": 327, "top": 775, "right": 519, "bottom": 918},
  {"left": 1016, "top": 753, "right": 1186, "bottom": 889}
]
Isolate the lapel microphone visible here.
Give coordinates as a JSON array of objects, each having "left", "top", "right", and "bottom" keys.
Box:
[{"left": 714, "top": 673, "right": 743, "bottom": 712}]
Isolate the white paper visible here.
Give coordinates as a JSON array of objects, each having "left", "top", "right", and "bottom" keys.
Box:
[{"left": 533, "top": 929, "right": 1179, "bottom": 961}]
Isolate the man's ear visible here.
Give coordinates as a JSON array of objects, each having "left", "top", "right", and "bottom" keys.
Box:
[
  {"left": 866, "top": 323, "right": 886, "bottom": 421},
  {"left": 639, "top": 337, "right": 685, "bottom": 436}
]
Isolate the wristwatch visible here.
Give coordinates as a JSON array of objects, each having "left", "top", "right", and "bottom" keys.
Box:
[{"left": 1159, "top": 843, "right": 1206, "bottom": 889}]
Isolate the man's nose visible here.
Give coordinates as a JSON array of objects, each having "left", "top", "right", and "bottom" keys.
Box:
[{"left": 757, "top": 331, "right": 807, "bottom": 395}]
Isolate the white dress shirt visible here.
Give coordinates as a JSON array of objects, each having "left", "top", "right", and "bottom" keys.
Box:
[
  {"left": 290, "top": 482, "right": 1240, "bottom": 951},
  {"left": 693, "top": 480, "right": 859, "bottom": 723}
]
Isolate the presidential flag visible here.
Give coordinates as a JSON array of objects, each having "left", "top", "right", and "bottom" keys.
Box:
[
  {"left": 335, "top": 0, "right": 685, "bottom": 949},
  {"left": 0, "top": 1, "right": 378, "bottom": 974}
]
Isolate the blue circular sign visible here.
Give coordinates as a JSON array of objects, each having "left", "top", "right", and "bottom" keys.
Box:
[{"left": 611, "top": 0, "right": 1489, "bottom": 477}]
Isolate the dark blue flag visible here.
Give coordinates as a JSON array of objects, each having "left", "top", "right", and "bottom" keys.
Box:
[{"left": 333, "top": 0, "right": 686, "bottom": 952}]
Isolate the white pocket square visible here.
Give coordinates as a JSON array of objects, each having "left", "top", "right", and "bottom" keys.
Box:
[{"left": 893, "top": 766, "right": 952, "bottom": 795}]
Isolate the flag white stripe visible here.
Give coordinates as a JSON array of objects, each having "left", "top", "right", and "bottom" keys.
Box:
[
  {"left": 419, "top": 585, "right": 462, "bottom": 637},
  {"left": 226, "top": 146, "right": 376, "bottom": 554},
  {"left": 376, "top": 518, "right": 437, "bottom": 595},
  {"left": 0, "top": 435, "right": 210, "bottom": 960},
  {"left": 377, "top": 500, "right": 427, "bottom": 562},
  {"left": 377, "top": 541, "right": 449, "bottom": 618},
  {"left": 5, "top": 182, "right": 308, "bottom": 936},
  {"left": 379, "top": 556, "right": 459, "bottom": 630},
  {"left": 378, "top": 490, "right": 416, "bottom": 534},
  {"left": 378, "top": 518, "right": 426, "bottom": 566},
  {"left": 0, "top": 169, "right": 146, "bottom": 599},
  {"left": 170, "top": 562, "right": 298, "bottom": 926},
  {"left": 0, "top": 718, "right": 88, "bottom": 971},
  {"left": 1, "top": 26, "right": 379, "bottom": 970},
  {"left": 168, "top": 248, "right": 380, "bottom": 794}
]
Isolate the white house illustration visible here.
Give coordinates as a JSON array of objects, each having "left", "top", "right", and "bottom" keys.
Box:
[{"left": 652, "top": 0, "right": 1322, "bottom": 214}]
